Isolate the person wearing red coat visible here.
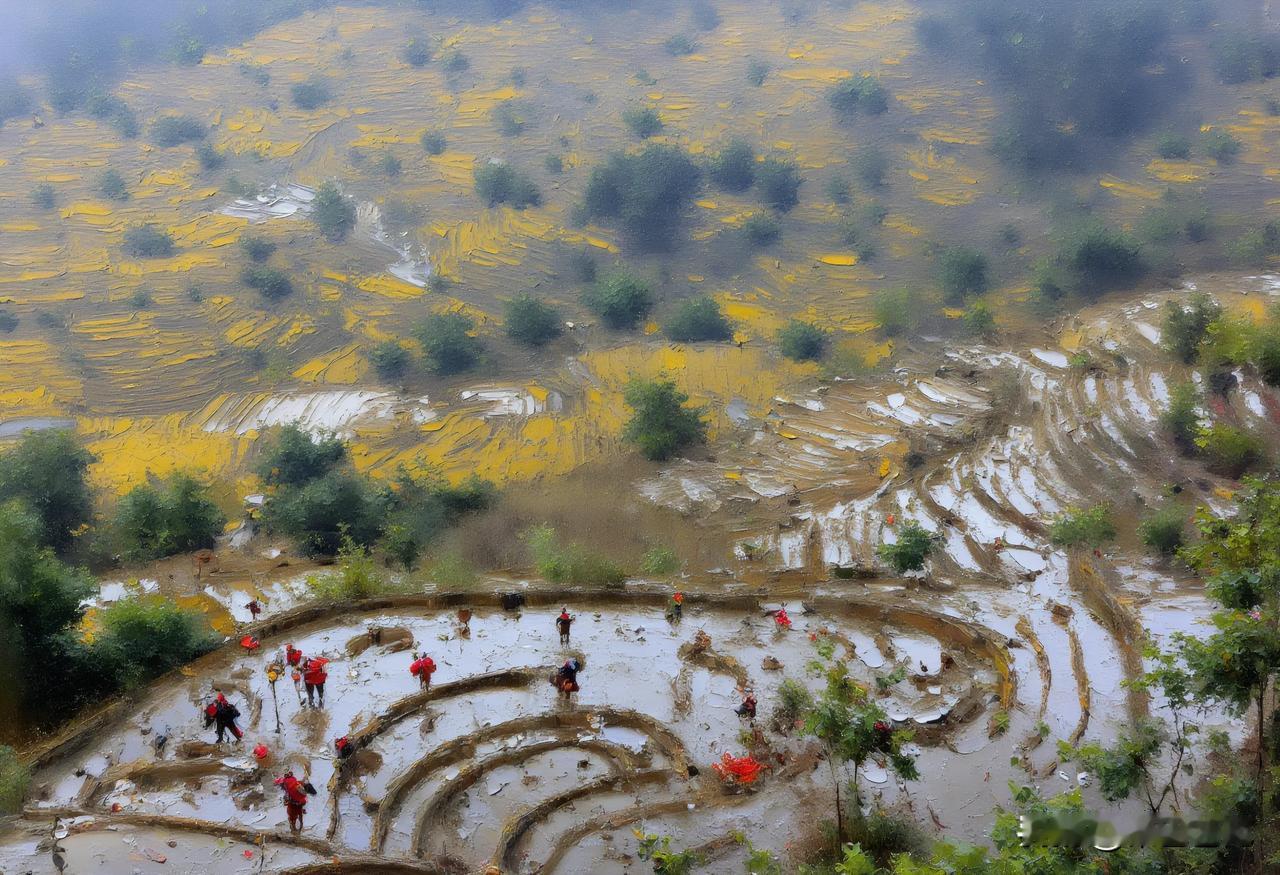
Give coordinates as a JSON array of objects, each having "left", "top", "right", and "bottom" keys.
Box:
[
  {"left": 409, "top": 654, "right": 436, "bottom": 690},
  {"left": 275, "top": 770, "right": 308, "bottom": 832},
  {"left": 285, "top": 644, "right": 303, "bottom": 667},
  {"left": 203, "top": 692, "right": 242, "bottom": 743},
  {"left": 302, "top": 656, "right": 329, "bottom": 707}
]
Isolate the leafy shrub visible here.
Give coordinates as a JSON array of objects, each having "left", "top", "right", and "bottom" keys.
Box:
[
  {"left": 375, "top": 151, "right": 401, "bottom": 177},
  {"left": 0, "top": 311, "right": 16, "bottom": 333},
  {"left": 420, "top": 130, "right": 447, "bottom": 155},
  {"left": 290, "top": 76, "right": 333, "bottom": 110},
  {"left": 255, "top": 425, "right": 346, "bottom": 488},
  {"left": 1197, "top": 423, "right": 1266, "bottom": 479},
  {"left": 474, "top": 161, "right": 541, "bottom": 208},
  {"left": 708, "top": 139, "right": 756, "bottom": 192},
  {"left": 150, "top": 114, "right": 205, "bottom": 147},
  {"left": 401, "top": 38, "right": 432, "bottom": 67},
  {"left": 240, "top": 235, "right": 276, "bottom": 263},
  {"left": 308, "top": 537, "right": 406, "bottom": 599},
  {"left": 691, "top": 0, "right": 721, "bottom": 30},
  {"left": 1057, "top": 224, "right": 1145, "bottom": 297},
  {"left": 1138, "top": 506, "right": 1186, "bottom": 556},
  {"left": 640, "top": 546, "right": 680, "bottom": 576},
  {"left": 580, "top": 145, "right": 702, "bottom": 250},
  {"left": 264, "top": 469, "right": 387, "bottom": 556},
  {"left": 544, "top": 154, "right": 563, "bottom": 174},
  {"left": 778, "top": 320, "right": 827, "bottom": 361},
  {"left": 414, "top": 312, "right": 482, "bottom": 375},
  {"left": 122, "top": 225, "right": 175, "bottom": 259},
  {"left": 1228, "top": 222, "right": 1280, "bottom": 268},
  {"left": 440, "top": 48, "right": 470, "bottom": 74},
  {"left": 852, "top": 146, "right": 888, "bottom": 188},
  {"left": 829, "top": 75, "right": 890, "bottom": 116},
  {"left": 665, "top": 297, "right": 733, "bottom": 342},
  {"left": 1161, "top": 382, "right": 1201, "bottom": 453},
  {"left": 368, "top": 340, "right": 410, "bottom": 381},
  {"left": 963, "top": 301, "right": 997, "bottom": 337},
  {"left": 623, "top": 106, "right": 663, "bottom": 139},
  {"left": 0, "top": 430, "right": 95, "bottom": 552},
  {"left": 938, "top": 246, "right": 989, "bottom": 303},
  {"left": 665, "top": 34, "right": 698, "bottom": 56},
  {"left": 1161, "top": 293, "right": 1220, "bottom": 363},
  {"left": 746, "top": 58, "right": 770, "bottom": 86},
  {"left": 524, "top": 524, "right": 626, "bottom": 585},
  {"left": 94, "top": 598, "right": 218, "bottom": 686},
  {"left": 86, "top": 94, "right": 139, "bottom": 138},
  {"left": 31, "top": 184, "right": 55, "bottom": 209},
  {"left": 1049, "top": 504, "right": 1116, "bottom": 548},
  {"left": 505, "top": 294, "right": 563, "bottom": 346},
  {"left": 773, "top": 678, "right": 814, "bottom": 731},
  {"left": 99, "top": 170, "right": 129, "bottom": 201},
  {"left": 241, "top": 265, "right": 293, "bottom": 300},
  {"left": 0, "top": 746, "right": 29, "bottom": 815},
  {"left": 429, "top": 551, "right": 479, "bottom": 589},
  {"left": 622, "top": 379, "right": 707, "bottom": 461},
  {"left": 873, "top": 288, "right": 915, "bottom": 337},
  {"left": 740, "top": 212, "right": 781, "bottom": 247},
  {"left": 583, "top": 272, "right": 654, "bottom": 330},
  {"left": 756, "top": 158, "right": 802, "bottom": 213},
  {"left": 129, "top": 289, "right": 153, "bottom": 310},
  {"left": 493, "top": 102, "right": 530, "bottom": 137},
  {"left": 379, "top": 472, "right": 496, "bottom": 569},
  {"left": 196, "top": 142, "right": 225, "bottom": 171},
  {"left": 1155, "top": 132, "right": 1191, "bottom": 160},
  {"left": 1212, "top": 31, "right": 1280, "bottom": 83},
  {"left": 825, "top": 174, "right": 852, "bottom": 204},
  {"left": 1202, "top": 129, "right": 1242, "bottom": 164},
  {"left": 877, "top": 521, "right": 936, "bottom": 573},
  {"left": 311, "top": 182, "right": 356, "bottom": 241}
]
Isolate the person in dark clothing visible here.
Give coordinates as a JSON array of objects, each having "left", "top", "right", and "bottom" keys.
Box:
[
  {"left": 246, "top": 599, "right": 262, "bottom": 620},
  {"left": 302, "top": 656, "right": 329, "bottom": 707},
  {"left": 735, "top": 690, "right": 757, "bottom": 720},
  {"left": 553, "top": 658, "right": 581, "bottom": 701},
  {"left": 556, "top": 608, "right": 574, "bottom": 645},
  {"left": 204, "top": 692, "right": 243, "bottom": 743}
]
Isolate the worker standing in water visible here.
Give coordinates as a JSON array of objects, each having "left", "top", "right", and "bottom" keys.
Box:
[
  {"left": 276, "top": 770, "right": 308, "bottom": 832},
  {"left": 553, "top": 658, "right": 581, "bottom": 701},
  {"left": 556, "top": 608, "right": 574, "bottom": 645},
  {"left": 302, "top": 656, "right": 329, "bottom": 707},
  {"left": 204, "top": 692, "right": 243, "bottom": 743}
]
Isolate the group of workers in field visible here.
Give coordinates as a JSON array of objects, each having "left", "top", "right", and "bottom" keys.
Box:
[{"left": 202, "top": 596, "right": 754, "bottom": 835}]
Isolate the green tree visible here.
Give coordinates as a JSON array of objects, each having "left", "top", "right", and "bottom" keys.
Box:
[
  {"left": 740, "top": 212, "right": 781, "bottom": 247},
  {"left": 239, "top": 235, "right": 276, "bottom": 263},
  {"left": 756, "top": 158, "right": 802, "bottom": 213},
  {"left": 622, "top": 379, "right": 707, "bottom": 461},
  {"left": 708, "top": 139, "right": 756, "bottom": 192},
  {"left": 876, "top": 521, "right": 935, "bottom": 573},
  {"left": 122, "top": 225, "right": 175, "bottom": 259},
  {"left": 0, "top": 746, "right": 29, "bottom": 815},
  {"left": 778, "top": 320, "right": 828, "bottom": 361},
  {"left": 0, "top": 430, "right": 95, "bottom": 553},
  {"left": 623, "top": 106, "right": 663, "bottom": 139},
  {"left": 505, "top": 294, "right": 563, "bottom": 346},
  {"left": 94, "top": 598, "right": 217, "bottom": 687},
  {"left": 150, "top": 114, "right": 205, "bottom": 147},
  {"left": 580, "top": 145, "right": 702, "bottom": 251},
  {"left": 368, "top": 340, "right": 410, "bottom": 381},
  {"left": 1048, "top": 503, "right": 1116, "bottom": 548},
  {"left": 414, "top": 312, "right": 483, "bottom": 375},
  {"left": 114, "top": 473, "right": 226, "bottom": 562},
  {"left": 420, "top": 130, "right": 447, "bottom": 155},
  {"left": 665, "top": 297, "right": 733, "bottom": 342},
  {"left": 1203, "top": 129, "right": 1243, "bottom": 164},
  {"left": 311, "top": 181, "right": 356, "bottom": 242},
  {"left": 829, "top": 75, "right": 890, "bottom": 116},
  {"left": 255, "top": 424, "right": 346, "bottom": 488},
  {"left": 474, "top": 161, "right": 541, "bottom": 208},
  {"left": 290, "top": 75, "right": 332, "bottom": 110},
  {"left": 524, "top": 523, "right": 626, "bottom": 585},
  {"left": 1155, "top": 131, "right": 1191, "bottom": 159},
  {"left": 583, "top": 272, "right": 654, "bottom": 330},
  {"left": 938, "top": 246, "right": 989, "bottom": 304},
  {"left": 1160, "top": 381, "right": 1201, "bottom": 454},
  {"left": 1197, "top": 423, "right": 1266, "bottom": 479},
  {"left": 872, "top": 288, "right": 914, "bottom": 337},
  {"left": 99, "top": 169, "right": 129, "bottom": 201},
  {"left": 241, "top": 265, "right": 293, "bottom": 300},
  {"left": 262, "top": 469, "right": 387, "bottom": 556},
  {"left": 851, "top": 146, "right": 888, "bottom": 188},
  {"left": 1161, "top": 292, "right": 1221, "bottom": 363},
  {"left": 1138, "top": 505, "right": 1186, "bottom": 556}
]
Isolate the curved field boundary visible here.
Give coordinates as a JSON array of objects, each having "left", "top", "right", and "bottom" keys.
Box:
[{"left": 1068, "top": 552, "right": 1150, "bottom": 721}]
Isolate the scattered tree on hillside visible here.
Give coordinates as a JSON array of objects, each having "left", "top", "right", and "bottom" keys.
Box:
[
  {"left": 414, "top": 312, "right": 483, "bottom": 375},
  {"left": 0, "top": 430, "right": 95, "bottom": 553},
  {"left": 665, "top": 297, "right": 732, "bottom": 342},
  {"left": 622, "top": 379, "right": 707, "bottom": 461},
  {"left": 582, "top": 272, "right": 654, "bottom": 330},
  {"left": 474, "top": 161, "right": 541, "bottom": 208},
  {"left": 122, "top": 225, "right": 175, "bottom": 259},
  {"left": 708, "top": 139, "right": 756, "bottom": 192},
  {"left": 777, "top": 320, "right": 828, "bottom": 361},
  {"left": 114, "top": 473, "right": 225, "bottom": 562},
  {"left": 505, "top": 294, "right": 563, "bottom": 346},
  {"left": 580, "top": 145, "right": 702, "bottom": 251},
  {"left": 311, "top": 182, "right": 356, "bottom": 241}
]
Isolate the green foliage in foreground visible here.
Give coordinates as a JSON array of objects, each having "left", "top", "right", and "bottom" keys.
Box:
[
  {"left": 778, "top": 320, "right": 828, "bottom": 361},
  {"left": 0, "top": 430, "right": 96, "bottom": 553},
  {"left": 1048, "top": 503, "right": 1116, "bottom": 548},
  {"left": 622, "top": 379, "right": 707, "bottom": 461},
  {"left": 876, "top": 522, "right": 935, "bottom": 573},
  {"left": 311, "top": 181, "right": 356, "bottom": 241},
  {"left": 114, "top": 473, "right": 226, "bottom": 562},
  {"left": 524, "top": 523, "right": 626, "bottom": 585},
  {"left": 0, "top": 746, "right": 29, "bottom": 816},
  {"left": 1138, "top": 505, "right": 1186, "bottom": 556}
]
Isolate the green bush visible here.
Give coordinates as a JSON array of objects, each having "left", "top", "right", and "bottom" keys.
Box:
[
  {"left": 379, "top": 472, "right": 495, "bottom": 569},
  {"left": 241, "top": 265, "right": 293, "bottom": 300},
  {"left": 428, "top": 551, "right": 479, "bottom": 589},
  {"left": 877, "top": 521, "right": 936, "bottom": 573},
  {"left": 311, "top": 182, "right": 356, "bottom": 241},
  {"left": 741, "top": 212, "right": 782, "bottom": 247},
  {"left": 122, "top": 225, "right": 175, "bottom": 259},
  {"left": 414, "top": 312, "right": 483, "bottom": 374},
  {"left": 1161, "top": 293, "right": 1220, "bottom": 363},
  {"left": 963, "top": 301, "right": 997, "bottom": 337},
  {"left": 505, "top": 294, "right": 563, "bottom": 346},
  {"left": 1202, "top": 129, "right": 1242, "bottom": 164},
  {"left": 255, "top": 424, "right": 346, "bottom": 487},
  {"left": 691, "top": 0, "right": 721, "bottom": 30},
  {"left": 873, "top": 288, "right": 915, "bottom": 337},
  {"left": 852, "top": 146, "right": 888, "bottom": 188},
  {"left": 622, "top": 379, "right": 707, "bottom": 461},
  {"left": 1057, "top": 224, "right": 1145, "bottom": 297},
  {"left": 493, "top": 102, "right": 530, "bottom": 137},
  {"left": 196, "top": 142, "right": 225, "bottom": 171},
  {"left": 544, "top": 154, "right": 563, "bottom": 174},
  {"left": 756, "top": 158, "right": 802, "bottom": 213},
  {"left": 1228, "top": 223, "right": 1280, "bottom": 268},
  {"left": 94, "top": 598, "right": 218, "bottom": 686},
  {"left": 31, "top": 184, "right": 55, "bottom": 210},
  {"left": 114, "top": 473, "right": 226, "bottom": 562},
  {"left": 0, "top": 311, "right": 16, "bottom": 333},
  {"left": 825, "top": 174, "right": 852, "bottom": 204},
  {"left": 623, "top": 106, "right": 663, "bottom": 139},
  {"left": 86, "top": 94, "right": 139, "bottom": 138},
  {"left": 580, "top": 145, "right": 701, "bottom": 250},
  {"left": 291, "top": 76, "right": 333, "bottom": 110},
  {"left": 150, "top": 114, "right": 206, "bottom": 147},
  {"left": 474, "top": 161, "right": 541, "bottom": 208},
  {"left": 440, "top": 48, "right": 470, "bottom": 74},
  {"left": 309, "top": 536, "right": 408, "bottom": 598},
  {"left": 938, "top": 246, "right": 989, "bottom": 303},
  {"left": 1137, "top": 506, "right": 1186, "bottom": 556},
  {"left": 401, "top": 38, "right": 432, "bottom": 67},
  {"left": 263, "top": 469, "right": 387, "bottom": 556},
  {"left": 1155, "top": 132, "right": 1191, "bottom": 160},
  {"left": 665, "top": 297, "right": 733, "bottom": 342},
  {"left": 709, "top": 139, "right": 756, "bottom": 192},
  {"left": 1160, "top": 382, "right": 1202, "bottom": 454},
  {"left": 420, "top": 130, "right": 447, "bottom": 155},
  {"left": 746, "top": 58, "right": 770, "bottom": 86},
  {"left": 0, "top": 746, "right": 29, "bottom": 815},
  {"left": 375, "top": 151, "right": 401, "bottom": 177},
  {"left": 778, "top": 320, "right": 828, "bottom": 361},
  {"left": 1197, "top": 423, "right": 1266, "bottom": 479},
  {"left": 640, "top": 546, "right": 680, "bottom": 576},
  {"left": 583, "top": 272, "right": 654, "bottom": 330},
  {"left": 665, "top": 34, "right": 698, "bottom": 56},
  {"left": 99, "top": 170, "right": 130, "bottom": 201},
  {"left": 829, "top": 74, "right": 890, "bottom": 116},
  {"left": 0, "top": 79, "right": 32, "bottom": 127},
  {"left": 1049, "top": 504, "right": 1116, "bottom": 548},
  {"left": 368, "top": 340, "right": 411, "bottom": 381},
  {"left": 0, "top": 430, "right": 95, "bottom": 553},
  {"left": 1212, "top": 31, "right": 1280, "bottom": 83},
  {"left": 240, "top": 235, "right": 276, "bottom": 263},
  {"left": 524, "top": 523, "right": 626, "bottom": 585}
]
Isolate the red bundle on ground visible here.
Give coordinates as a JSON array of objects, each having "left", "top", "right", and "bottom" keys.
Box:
[{"left": 711, "top": 753, "right": 764, "bottom": 784}]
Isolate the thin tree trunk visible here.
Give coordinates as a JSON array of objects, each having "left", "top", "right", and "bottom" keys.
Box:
[{"left": 832, "top": 756, "right": 844, "bottom": 844}]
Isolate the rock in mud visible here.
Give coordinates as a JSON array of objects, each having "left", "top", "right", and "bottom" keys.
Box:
[
  {"left": 761, "top": 656, "right": 783, "bottom": 671},
  {"left": 176, "top": 741, "right": 224, "bottom": 759}
]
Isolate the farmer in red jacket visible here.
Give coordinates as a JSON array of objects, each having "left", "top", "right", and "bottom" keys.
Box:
[
  {"left": 285, "top": 644, "right": 303, "bottom": 668},
  {"left": 275, "top": 770, "right": 308, "bottom": 832},
  {"left": 203, "top": 692, "right": 242, "bottom": 743},
  {"left": 302, "top": 656, "right": 329, "bottom": 707},
  {"left": 409, "top": 653, "right": 437, "bottom": 690}
]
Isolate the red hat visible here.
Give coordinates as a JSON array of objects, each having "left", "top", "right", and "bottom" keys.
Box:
[{"left": 253, "top": 743, "right": 269, "bottom": 759}]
